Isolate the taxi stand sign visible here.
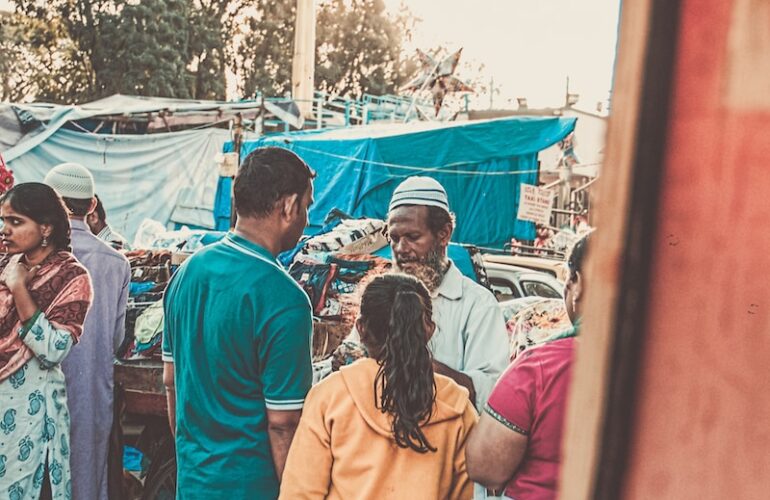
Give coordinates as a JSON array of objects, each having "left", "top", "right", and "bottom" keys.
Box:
[{"left": 517, "top": 184, "right": 555, "bottom": 225}]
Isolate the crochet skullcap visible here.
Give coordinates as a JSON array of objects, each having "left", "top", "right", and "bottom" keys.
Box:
[
  {"left": 44, "top": 163, "right": 95, "bottom": 200},
  {"left": 389, "top": 176, "right": 450, "bottom": 214}
]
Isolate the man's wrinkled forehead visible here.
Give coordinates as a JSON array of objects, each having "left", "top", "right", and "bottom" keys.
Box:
[{"left": 387, "top": 205, "right": 430, "bottom": 229}]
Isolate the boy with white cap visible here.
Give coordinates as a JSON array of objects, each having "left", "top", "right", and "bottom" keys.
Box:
[
  {"left": 384, "top": 176, "right": 509, "bottom": 411},
  {"left": 44, "top": 162, "right": 131, "bottom": 500}
]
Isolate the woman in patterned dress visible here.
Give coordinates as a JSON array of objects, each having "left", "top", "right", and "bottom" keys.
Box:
[{"left": 0, "top": 183, "right": 92, "bottom": 500}]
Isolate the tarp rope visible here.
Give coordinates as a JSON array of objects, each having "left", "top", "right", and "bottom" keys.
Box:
[{"left": 287, "top": 143, "right": 600, "bottom": 177}]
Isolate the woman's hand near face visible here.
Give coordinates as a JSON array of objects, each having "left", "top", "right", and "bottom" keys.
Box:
[
  {"left": 2, "top": 260, "right": 41, "bottom": 322},
  {"left": 3, "top": 261, "right": 38, "bottom": 292}
]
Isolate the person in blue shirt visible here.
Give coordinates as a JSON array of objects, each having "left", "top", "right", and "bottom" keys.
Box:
[{"left": 162, "top": 147, "right": 316, "bottom": 499}]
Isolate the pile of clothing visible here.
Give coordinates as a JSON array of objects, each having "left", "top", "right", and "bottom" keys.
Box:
[
  {"left": 120, "top": 302, "right": 165, "bottom": 360},
  {"left": 133, "top": 218, "right": 225, "bottom": 253},
  {"left": 288, "top": 253, "right": 391, "bottom": 362},
  {"left": 281, "top": 213, "right": 393, "bottom": 366},
  {"left": 118, "top": 250, "right": 173, "bottom": 361},
  {"left": 125, "top": 250, "right": 172, "bottom": 303}
]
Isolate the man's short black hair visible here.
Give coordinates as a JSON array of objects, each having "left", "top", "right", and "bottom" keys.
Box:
[
  {"left": 234, "top": 147, "right": 315, "bottom": 218},
  {"left": 93, "top": 194, "right": 106, "bottom": 223},
  {"left": 62, "top": 197, "right": 93, "bottom": 217}
]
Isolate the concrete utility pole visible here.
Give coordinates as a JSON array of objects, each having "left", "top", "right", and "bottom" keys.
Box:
[
  {"left": 489, "top": 77, "right": 494, "bottom": 109},
  {"left": 292, "top": 0, "right": 316, "bottom": 119}
]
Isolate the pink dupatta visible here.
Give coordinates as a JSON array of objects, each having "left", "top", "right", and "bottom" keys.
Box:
[{"left": 0, "top": 251, "right": 92, "bottom": 381}]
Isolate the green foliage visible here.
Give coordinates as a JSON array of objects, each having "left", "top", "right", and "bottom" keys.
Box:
[
  {"left": 0, "top": 11, "right": 92, "bottom": 103},
  {"left": 0, "top": 12, "right": 35, "bottom": 101},
  {"left": 231, "top": 0, "right": 296, "bottom": 98},
  {"left": 4, "top": 0, "right": 419, "bottom": 103},
  {"left": 187, "top": 0, "right": 235, "bottom": 100},
  {"left": 234, "top": 0, "right": 417, "bottom": 99},
  {"left": 315, "top": 0, "right": 415, "bottom": 97},
  {"left": 94, "top": 0, "right": 193, "bottom": 98}
]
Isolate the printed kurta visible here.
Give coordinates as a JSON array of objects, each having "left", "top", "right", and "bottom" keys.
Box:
[{"left": 0, "top": 252, "right": 92, "bottom": 500}]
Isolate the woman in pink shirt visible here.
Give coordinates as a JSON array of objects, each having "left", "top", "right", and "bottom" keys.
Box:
[{"left": 466, "top": 234, "right": 590, "bottom": 499}]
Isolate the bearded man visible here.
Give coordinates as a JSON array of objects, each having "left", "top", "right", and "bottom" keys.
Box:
[{"left": 382, "top": 176, "right": 509, "bottom": 410}]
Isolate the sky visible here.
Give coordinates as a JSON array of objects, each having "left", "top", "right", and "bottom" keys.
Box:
[
  {"left": 0, "top": 0, "right": 622, "bottom": 111},
  {"left": 386, "top": 0, "right": 622, "bottom": 111}
]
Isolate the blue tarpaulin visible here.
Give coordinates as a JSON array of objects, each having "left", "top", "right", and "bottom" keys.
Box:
[{"left": 217, "top": 116, "right": 576, "bottom": 248}]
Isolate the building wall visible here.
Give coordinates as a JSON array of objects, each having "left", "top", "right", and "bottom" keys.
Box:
[
  {"left": 538, "top": 109, "right": 606, "bottom": 176},
  {"left": 622, "top": 0, "right": 770, "bottom": 498}
]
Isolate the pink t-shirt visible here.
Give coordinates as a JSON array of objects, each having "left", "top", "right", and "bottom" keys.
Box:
[{"left": 486, "top": 337, "right": 575, "bottom": 500}]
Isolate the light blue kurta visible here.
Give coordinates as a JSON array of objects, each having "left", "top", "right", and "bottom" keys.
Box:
[
  {"left": 0, "top": 313, "right": 76, "bottom": 500},
  {"left": 62, "top": 220, "right": 130, "bottom": 500}
]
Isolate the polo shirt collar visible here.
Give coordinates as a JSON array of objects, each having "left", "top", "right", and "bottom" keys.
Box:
[
  {"left": 434, "top": 260, "right": 463, "bottom": 300},
  {"left": 224, "top": 232, "right": 277, "bottom": 263}
]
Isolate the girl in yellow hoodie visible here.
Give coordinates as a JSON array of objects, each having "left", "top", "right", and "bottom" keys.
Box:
[{"left": 280, "top": 273, "right": 478, "bottom": 500}]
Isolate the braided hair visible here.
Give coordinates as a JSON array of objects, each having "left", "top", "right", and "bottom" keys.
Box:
[{"left": 359, "top": 273, "right": 437, "bottom": 453}]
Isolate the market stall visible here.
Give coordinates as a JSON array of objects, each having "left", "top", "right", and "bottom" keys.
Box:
[{"left": 112, "top": 212, "right": 492, "bottom": 498}]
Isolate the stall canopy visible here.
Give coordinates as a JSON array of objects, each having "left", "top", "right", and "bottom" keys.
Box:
[
  {"left": 219, "top": 115, "right": 576, "bottom": 248},
  {"left": 8, "top": 127, "right": 228, "bottom": 239},
  {"left": 1, "top": 94, "right": 270, "bottom": 240}
]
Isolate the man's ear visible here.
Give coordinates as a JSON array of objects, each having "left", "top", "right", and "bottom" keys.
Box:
[
  {"left": 572, "top": 272, "right": 583, "bottom": 303},
  {"left": 437, "top": 222, "right": 453, "bottom": 248},
  {"left": 281, "top": 193, "right": 301, "bottom": 221},
  {"left": 88, "top": 197, "right": 97, "bottom": 215}
]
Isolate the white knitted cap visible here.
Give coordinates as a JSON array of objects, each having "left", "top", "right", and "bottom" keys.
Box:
[
  {"left": 44, "top": 163, "right": 95, "bottom": 199},
  {"left": 389, "top": 176, "right": 450, "bottom": 214}
]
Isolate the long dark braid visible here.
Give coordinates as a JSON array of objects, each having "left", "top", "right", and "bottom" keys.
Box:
[{"left": 359, "top": 274, "right": 437, "bottom": 453}]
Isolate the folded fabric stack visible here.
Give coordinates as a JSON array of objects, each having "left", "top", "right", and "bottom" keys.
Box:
[
  {"left": 304, "top": 218, "right": 386, "bottom": 254},
  {"left": 120, "top": 301, "right": 165, "bottom": 361},
  {"left": 124, "top": 250, "right": 173, "bottom": 303},
  {"left": 119, "top": 250, "right": 174, "bottom": 361}
]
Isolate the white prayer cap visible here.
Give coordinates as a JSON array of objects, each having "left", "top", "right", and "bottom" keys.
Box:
[
  {"left": 44, "top": 163, "right": 95, "bottom": 200},
  {"left": 388, "top": 176, "right": 450, "bottom": 214}
]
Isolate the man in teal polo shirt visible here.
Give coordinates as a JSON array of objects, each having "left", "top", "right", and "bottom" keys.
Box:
[{"left": 162, "top": 147, "right": 316, "bottom": 499}]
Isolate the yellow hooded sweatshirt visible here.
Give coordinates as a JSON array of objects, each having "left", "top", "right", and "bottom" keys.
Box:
[{"left": 279, "top": 358, "right": 478, "bottom": 500}]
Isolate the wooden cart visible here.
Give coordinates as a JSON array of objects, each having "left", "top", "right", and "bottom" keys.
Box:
[{"left": 114, "top": 360, "right": 176, "bottom": 499}]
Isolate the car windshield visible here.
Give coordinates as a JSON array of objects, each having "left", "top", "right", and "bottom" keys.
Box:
[{"left": 521, "top": 280, "right": 562, "bottom": 299}]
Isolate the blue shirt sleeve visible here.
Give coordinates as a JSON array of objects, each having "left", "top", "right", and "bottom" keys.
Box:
[{"left": 259, "top": 304, "right": 313, "bottom": 410}]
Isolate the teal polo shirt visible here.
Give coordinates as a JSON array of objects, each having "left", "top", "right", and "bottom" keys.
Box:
[{"left": 162, "top": 232, "right": 313, "bottom": 499}]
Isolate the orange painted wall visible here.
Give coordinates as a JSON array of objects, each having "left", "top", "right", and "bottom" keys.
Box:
[{"left": 621, "top": 0, "right": 770, "bottom": 498}]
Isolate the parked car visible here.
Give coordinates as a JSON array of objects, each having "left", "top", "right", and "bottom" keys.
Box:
[
  {"left": 483, "top": 253, "right": 569, "bottom": 281},
  {"left": 484, "top": 261, "right": 564, "bottom": 302}
]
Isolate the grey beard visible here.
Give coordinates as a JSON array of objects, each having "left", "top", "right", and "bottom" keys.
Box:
[{"left": 393, "top": 249, "right": 449, "bottom": 293}]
